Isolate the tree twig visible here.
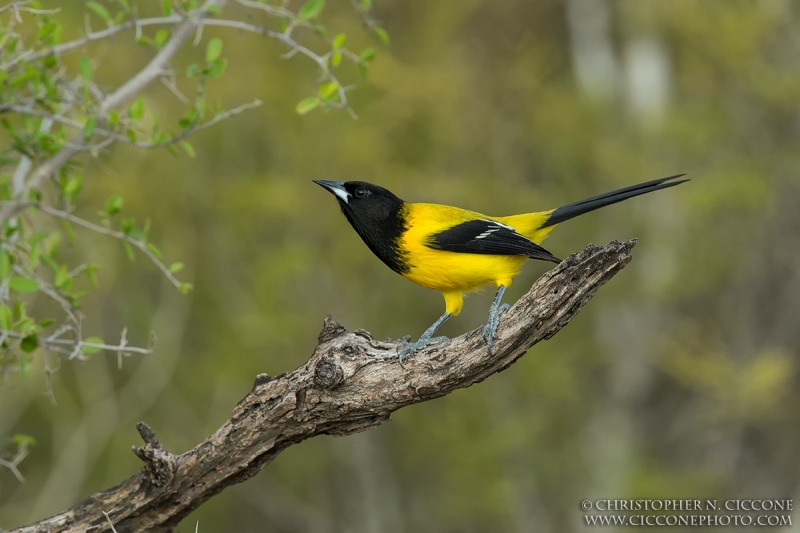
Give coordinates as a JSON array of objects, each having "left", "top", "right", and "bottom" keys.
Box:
[
  {"left": 8, "top": 240, "right": 636, "bottom": 533},
  {"left": 0, "top": 100, "right": 263, "bottom": 149},
  {"left": 0, "top": 441, "right": 29, "bottom": 483},
  {"left": 33, "top": 204, "right": 183, "bottom": 290},
  {"left": 0, "top": 16, "right": 183, "bottom": 71}
]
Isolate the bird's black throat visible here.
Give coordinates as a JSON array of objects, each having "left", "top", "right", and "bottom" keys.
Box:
[
  {"left": 326, "top": 181, "right": 410, "bottom": 275},
  {"left": 339, "top": 197, "right": 409, "bottom": 275}
]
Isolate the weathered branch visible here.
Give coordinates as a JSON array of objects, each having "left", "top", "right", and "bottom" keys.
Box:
[{"left": 11, "top": 240, "right": 636, "bottom": 533}]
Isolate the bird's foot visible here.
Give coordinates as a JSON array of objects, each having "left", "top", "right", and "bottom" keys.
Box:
[
  {"left": 482, "top": 303, "right": 510, "bottom": 350},
  {"left": 397, "top": 335, "right": 449, "bottom": 364}
]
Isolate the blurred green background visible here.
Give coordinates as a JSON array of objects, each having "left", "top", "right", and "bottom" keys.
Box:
[{"left": 2, "top": 0, "right": 800, "bottom": 531}]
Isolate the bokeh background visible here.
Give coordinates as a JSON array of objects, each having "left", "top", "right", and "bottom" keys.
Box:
[{"left": 2, "top": 0, "right": 800, "bottom": 531}]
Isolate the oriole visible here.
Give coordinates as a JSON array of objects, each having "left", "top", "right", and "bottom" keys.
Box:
[{"left": 314, "top": 175, "right": 687, "bottom": 359}]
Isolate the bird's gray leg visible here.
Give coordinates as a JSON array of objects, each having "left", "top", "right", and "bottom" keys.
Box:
[
  {"left": 482, "top": 285, "right": 509, "bottom": 350},
  {"left": 397, "top": 312, "right": 451, "bottom": 363}
]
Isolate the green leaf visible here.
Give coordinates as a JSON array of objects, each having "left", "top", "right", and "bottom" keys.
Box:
[
  {"left": 28, "top": 231, "right": 47, "bottom": 246},
  {"left": 331, "top": 51, "right": 342, "bottom": 67},
  {"left": 64, "top": 173, "right": 83, "bottom": 198},
  {"left": 20, "top": 355, "right": 30, "bottom": 378},
  {"left": 180, "top": 141, "right": 195, "bottom": 158},
  {"left": 206, "top": 58, "right": 227, "bottom": 79},
  {"left": 83, "top": 117, "right": 96, "bottom": 141},
  {"left": 146, "top": 243, "right": 163, "bottom": 260},
  {"left": 360, "top": 47, "right": 376, "bottom": 62},
  {"left": 20, "top": 334, "right": 38, "bottom": 353},
  {"left": 298, "top": 0, "right": 325, "bottom": 20},
  {"left": 296, "top": 96, "right": 321, "bottom": 115},
  {"left": 332, "top": 33, "right": 346, "bottom": 49},
  {"left": 206, "top": 37, "right": 223, "bottom": 63},
  {"left": 204, "top": 4, "right": 222, "bottom": 15},
  {"left": 154, "top": 29, "right": 170, "bottom": 48},
  {"left": 108, "top": 110, "right": 120, "bottom": 126},
  {"left": 54, "top": 265, "right": 68, "bottom": 289},
  {"left": 123, "top": 242, "right": 135, "bottom": 262},
  {"left": 169, "top": 262, "right": 184, "bottom": 273},
  {"left": 78, "top": 56, "right": 93, "bottom": 80},
  {"left": 12, "top": 434, "right": 36, "bottom": 447},
  {"left": 9, "top": 277, "right": 38, "bottom": 293},
  {"left": 105, "top": 194, "right": 123, "bottom": 216},
  {"left": 186, "top": 63, "right": 201, "bottom": 78},
  {"left": 62, "top": 220, "right": 76, "bottom": 244},
  {"left": 0, "top": 305, "right": 11, "bottom": 329},
  {"left": 121, "top": 218, "right": 135, "bottom": 235},
  {"left": 319, "top": 82, "right": 338, "bottom": 100},
  {"left": 128, "top": 98, "right": 145, "bottom": 121},
  {"left": 161, "top": 0, "right": 173, "bottom": 16},
  {"left": 360, "top": 0, "right": 372, "bottom": 10},
  {"left": 0, "top": 252, "right": 10, "bottom": 279},
  {"left": 374, "top": 27, "right": 390, "bottom": 46},
  {"left": 179, "top": 282, "right": 193, "bottom": 295},
  {"left": 41, "top": 253, "right": 59, "bottom": 273},
  {"left": 86, "top": 264, "right": 99, "bottom": 289},
  {"left": 86, "top": 1, "right": 111, "bottom": 23},
  {"left": 82, "top": 337, "right": 105, "bottom": 354}
]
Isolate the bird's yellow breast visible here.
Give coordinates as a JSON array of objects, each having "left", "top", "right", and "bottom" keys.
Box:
[{"left": 398, "top": 203, "right": 553, "bottom": 295}]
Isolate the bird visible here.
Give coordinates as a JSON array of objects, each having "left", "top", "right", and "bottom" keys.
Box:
[{"left": 314, "top": 174, "right": 688, "bottom": 360}]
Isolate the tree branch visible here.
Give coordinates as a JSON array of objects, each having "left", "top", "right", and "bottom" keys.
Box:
[{"left": 10, "top": 240, "right": 636, "bottom": 533}]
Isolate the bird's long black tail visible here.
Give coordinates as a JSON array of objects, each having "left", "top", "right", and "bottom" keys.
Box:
[{"left": 540, "top": 174, "right": 688, "bottom": 228}]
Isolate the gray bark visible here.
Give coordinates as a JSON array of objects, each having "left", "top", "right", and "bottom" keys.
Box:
[{"left": 11, "top": 240, "right": 636, "bottom": 533}]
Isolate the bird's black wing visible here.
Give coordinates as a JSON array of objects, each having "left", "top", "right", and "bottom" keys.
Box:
[{"left": 426, "top": 219, "right": 561, "bottom": 263}]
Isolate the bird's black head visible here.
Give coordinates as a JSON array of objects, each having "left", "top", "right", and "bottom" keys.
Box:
[{"left": 313, "top": 180, "right": 409, "bottom": 273}]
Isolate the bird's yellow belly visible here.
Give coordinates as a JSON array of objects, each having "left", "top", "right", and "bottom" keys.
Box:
[{"left": 402, "top": 248, "right": 526, "bottom": 293}]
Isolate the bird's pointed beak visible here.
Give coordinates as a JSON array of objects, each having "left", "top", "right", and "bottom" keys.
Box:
[{"left": 313, "top": 179, "right": 349, "bottom": 204}]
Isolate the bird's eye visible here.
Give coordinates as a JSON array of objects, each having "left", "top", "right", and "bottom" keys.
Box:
[{"left": 354, "top": 188, "right": 368, "bottom": 198}]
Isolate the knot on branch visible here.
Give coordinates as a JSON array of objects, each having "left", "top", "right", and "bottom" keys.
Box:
[
  {"left": 253, "top": 373, "right": 273, "bottom": 389},
  {"left": 314, "top": 356, "right": 345, "bottom": 389},
  {"left": 318, "top": 315, "right": 347, "bottom": 344},
  {"left": 132, "top": 422, "right": 177, "bottom": 488}
]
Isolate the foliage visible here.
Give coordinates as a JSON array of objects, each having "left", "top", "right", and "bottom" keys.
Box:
[{"left": 0, "top": 0, "right": 386, "bottom": 480}]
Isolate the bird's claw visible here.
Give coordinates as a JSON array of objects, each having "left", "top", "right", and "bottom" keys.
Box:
[
  {"left": 397, "top": 335, "right": 449, "bottom": 364},
  {"left": 482, "top": 303, "right": 510, "bottom": 350}
]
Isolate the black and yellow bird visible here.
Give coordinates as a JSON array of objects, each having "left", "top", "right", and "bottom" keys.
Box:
[{"left": 314, "top": 175, "right": 687, "bottom": 359}]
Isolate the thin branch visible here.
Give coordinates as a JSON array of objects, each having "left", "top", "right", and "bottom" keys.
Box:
[
  {"left": 43, "top": 350, "right": 58, "bottom": 405},
  {"left": 33, "top": 204, "right": 183, "bottom": 290},
  {"left": 236, "top": 0, "right": 295, "bottom": 19},
  {"left": 349, "top": 0, "right": 381, "bottom": 29},
  {"left": 201, "top": 19, "right": 357, "bottom": 118},
  {"left": 132, "top": 100, "right": 263, "bottom": 149},
  {"left": 10, "top": 264, "right": 80, "bottom": 326},
  {"left": 0, "top": 16, "right": 183, "bottom": 71},
  {"left": 1, "top": 100, "right": 263, "bottom": 149},
  {"left": 0, "top": 329, "right": 153, "bottom": 357},
  {"left": 0, "top": 441, "right": 29, "bottom": 483}
]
